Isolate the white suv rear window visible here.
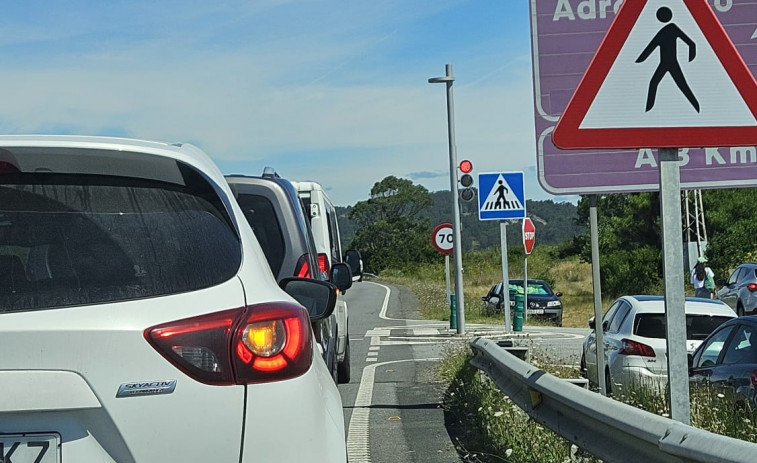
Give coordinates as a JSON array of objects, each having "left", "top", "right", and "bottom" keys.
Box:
[{"left": 0, "top": 172, "right": 241, "bottom": 312}]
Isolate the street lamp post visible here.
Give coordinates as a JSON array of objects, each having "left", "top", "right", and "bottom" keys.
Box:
[{"left": 429, "top": 64, "right": 465, "bottom": 335}]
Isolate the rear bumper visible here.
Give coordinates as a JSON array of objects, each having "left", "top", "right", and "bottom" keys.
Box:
[{"left": 242, "top": 355, "right": 346, "bottom": 462}]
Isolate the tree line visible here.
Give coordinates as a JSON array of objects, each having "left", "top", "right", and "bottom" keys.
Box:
[{"left": 337, "top": 175, "right": 757, "bottom": 299}]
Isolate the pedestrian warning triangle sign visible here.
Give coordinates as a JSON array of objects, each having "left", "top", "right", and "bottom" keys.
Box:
[
  {"left": 481, "top": 174, "right": 523, "bottom": 212},
  {"left": 553, "top": 0, "right": 757, "bottom": 150}
]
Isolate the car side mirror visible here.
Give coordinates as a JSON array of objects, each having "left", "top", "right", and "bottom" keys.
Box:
[
  {"left": 330, "top": 262, "right": 353, "bottom": 293},
  {"left": 555, "top": 292, "right": 563, "bottom": 297},
  {"left": 344, "top": 249, "right": 362, "bottom": 279},
  {"left": 279, "top": 278, "right": 338, "bottom": 321},
  {"left": 588, "top": 316, "right": 595, "bottom": 330}
]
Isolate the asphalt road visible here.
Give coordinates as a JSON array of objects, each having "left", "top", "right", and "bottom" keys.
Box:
[{"left": 339, "top": 280, "right": 590, "bottom": 463}]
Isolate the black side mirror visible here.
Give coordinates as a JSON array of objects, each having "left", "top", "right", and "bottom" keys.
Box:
[
  {"left": 344, "top": 249, "right": 363, "bottom": 280},
  {"left": 555, "top": 292, "right": 563, "bottom": 297},
  {"left": 588, "top": 316, "right": 596, "bottom": 330},
  {"left": 280, "top": 278, "right": 337, "bottom": 321},
  {"left": 330, "top": 262, "right": 353, "bottom": 293}
]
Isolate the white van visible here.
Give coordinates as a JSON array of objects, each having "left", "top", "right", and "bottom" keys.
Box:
[{"left": 292, "top": 181, "right": 352, "bottom": 382}]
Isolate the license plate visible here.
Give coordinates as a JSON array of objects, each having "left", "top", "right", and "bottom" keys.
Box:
[
  {"left": 0, "top": 433, "right": 59, "bottom": 463},
  {"left": 527, "top": 309, "right": 544, "bottom": 315}
]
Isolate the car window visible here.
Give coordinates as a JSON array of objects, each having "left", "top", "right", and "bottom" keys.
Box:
[
  {"left": 236, "top": 193, "right": 285, "bottom": 278},
  {"left": 722, "top": 324, "right": 757, "bottom": 365},
  {"left": 0, "top": 172, "right": 241, "bottom": 312},
  {"left": 325, "top": 201, "right": 342, "bottom": 263},
  {"left": 601, "top": 300, "right": 622, "bottom": 328},
  {"left": 607, "top": 301, "right": 631, "bottom": 332},
  {"left": 728, "top": 268, "right": 741, "bottom": 285},
  {"left": 693, "top": 325, "right": 735, "bottom": 367},
  {"left": 686, "top": 315, "right": 733, "bottom": 340},
  {"left": 634, "top": 314, "right": 666, "bottom": 338}
]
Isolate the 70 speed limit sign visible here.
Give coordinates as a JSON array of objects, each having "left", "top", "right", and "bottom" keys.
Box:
[{"left": 432, "top": 223, "right": 454, "bottom": 254}]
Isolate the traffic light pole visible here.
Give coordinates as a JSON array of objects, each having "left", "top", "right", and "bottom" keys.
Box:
[{"left": 429, "top": 64, "right": 465, "bottom": 334}]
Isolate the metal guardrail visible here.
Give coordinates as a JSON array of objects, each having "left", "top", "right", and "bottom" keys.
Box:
[{"left": 469, "top": 336, "right": 757, "bottom": 463}]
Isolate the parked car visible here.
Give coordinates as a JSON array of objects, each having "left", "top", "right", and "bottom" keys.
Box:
[
  {"left": 226, "top": 168, "right": 351, "bottom": 383},
  {"left": 0, "top": 136, "right": 348, "bottom": 462},
  {"left": 689, "top": 315, "right": 757, "bottom": 409},
  {"left": 292, "top": 180, "right": 356, "bottom": 383},
  {"left": 716, "top": 262, "right": 757, "bottom": 316},
  {"left": 481, "top": 279, "right": 563, "bottom": 326},
  {"left": 581, "top": 295, "right": 736, "bottom": 395}
]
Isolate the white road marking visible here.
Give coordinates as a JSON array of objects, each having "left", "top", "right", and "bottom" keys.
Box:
[{"left": 346, "top": 358, "right": 441, "bottom": 463}]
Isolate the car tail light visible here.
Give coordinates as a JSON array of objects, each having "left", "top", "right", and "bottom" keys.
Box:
[
  {"left": 317, "top": 253, "right": 330, "bottom": 274},
  {"left": 145, "top": 303, "right": 313, "bottom": 385},
  {"left": 0, "top": 161, "right": 20, "bottom": 173},
  {"left": 295, "top": 254, "right": 312, "bottom": 278},
  {"left": 619, "top": 339, "right": 656, "bottom": 357},
  {"left": 747, "top": 283, "right": 757, "bottom": 292}
]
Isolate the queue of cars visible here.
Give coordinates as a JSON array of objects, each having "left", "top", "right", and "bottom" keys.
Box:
[{"left": 0, "top": 136, "right": 358, "bottom": 462}]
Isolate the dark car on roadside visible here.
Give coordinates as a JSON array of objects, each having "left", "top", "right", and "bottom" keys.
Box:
[
  {"left": 226, "top": 168, "right": 351, "bottom": 383},
  {"left": 482, "top": 279, "right": 564, "bottom": 326},
  {"left": 716, "top": 263, "right": 757, "bottom": 316},
  {"left": 689, "top": 315, "right": 757, "bottom": 410}
]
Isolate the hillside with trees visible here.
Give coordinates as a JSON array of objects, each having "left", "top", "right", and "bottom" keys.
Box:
[{"left": 337, "top": 175, "right": 757, "bottom": 300}]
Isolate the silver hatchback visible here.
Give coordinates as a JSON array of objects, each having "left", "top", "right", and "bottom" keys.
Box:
[{"left": 717, "top": 263, "right": 757, "bottom": 316}]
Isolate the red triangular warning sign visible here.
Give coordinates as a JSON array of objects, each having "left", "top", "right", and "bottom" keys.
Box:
[{"left": 553, "top": 0, "right": 757, "bottom": 150}]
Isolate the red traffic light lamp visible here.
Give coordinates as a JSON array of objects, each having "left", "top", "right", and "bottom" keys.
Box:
[{"left": 459, "top": 160, "right": 472, "bottom": 173}]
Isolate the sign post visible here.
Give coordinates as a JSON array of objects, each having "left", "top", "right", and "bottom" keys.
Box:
[
  {"left": 522, "top": 218, "right": 535, "bottom": 323},
  {"left": 552, "top": 0, "right": 757, "bottom": 424},
  {"left": 432, "top": 223, "right": 454, "bottom": 305},
  {"left": 478, "top": 172, "right": 527, "bottom": 332}
]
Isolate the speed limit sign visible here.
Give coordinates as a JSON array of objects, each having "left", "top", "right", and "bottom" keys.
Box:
[{"left": 432, "top": 223, "right": 454, "bottom": 254}]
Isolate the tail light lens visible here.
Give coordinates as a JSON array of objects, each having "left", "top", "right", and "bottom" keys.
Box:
[
  {"left": 747, "top": 283, "right": 757, "bottom": 292},
  {"left": 317, "top": 253, "right": 330, "bottom": 275},
  {"left": 145, "top": 302, "right": 313, "bottom": 385},
  {"left": 0, "top": 161, "right": 20, "bottom": 173},
  {"left": 619, "top": 339, "right": 656, "bottom": 357},
  {"left": 295, "top": 254, "right": 312, "bottom": 278}
]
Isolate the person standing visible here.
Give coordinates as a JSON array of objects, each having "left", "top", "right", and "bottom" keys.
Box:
[{"left": 690, "top": 256, "right": 715, "bottom": 298}]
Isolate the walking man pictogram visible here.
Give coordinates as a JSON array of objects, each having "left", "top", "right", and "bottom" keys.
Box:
[
  {"left": 494, "top": 180, "right": 509, "bottom": 209},
  {"left": 636, "top": 6, "right": 700, "bottom": 113}
]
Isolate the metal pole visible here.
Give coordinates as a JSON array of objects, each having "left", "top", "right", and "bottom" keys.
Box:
[
  {"left": 445, "top": 254, "right": 451, "bottom": 305},
  {"left": 500, "top": 221, "right": 511, "bottom": 333},
  {"left": 523, "top": 256, "right": 528, "bottom": 324},
  {"left": 659, "top": 148, "right": 690, "bottom": 425},
  {"left": 429, "top": 64, "right": 465, "bottom": 334},
  {"left": 590, "top": 195, "right": 607, "bottom": 396}
]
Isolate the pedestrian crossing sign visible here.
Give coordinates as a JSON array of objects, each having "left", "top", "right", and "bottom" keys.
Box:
[{"left": 477, "top": 172, "right": 526, "bottom": 221}]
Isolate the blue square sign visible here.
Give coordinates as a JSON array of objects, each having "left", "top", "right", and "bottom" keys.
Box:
[{"left": 478, "top": 172, "right": 526, "bottom": 221}]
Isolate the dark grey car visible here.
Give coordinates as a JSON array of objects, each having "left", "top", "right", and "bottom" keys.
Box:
[
  {"left": 226, "top": 168, "right": 350, "bottom": 383},
  {"left": 717, "top": 263, "right": 757, "bottom": 316}
]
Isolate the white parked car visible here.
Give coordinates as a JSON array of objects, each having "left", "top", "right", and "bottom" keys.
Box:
[
  {"left": 0, "top": 135, "right": 347, "bottom": 462},
  {"left": 580, "top": 295, "right": 736, "bottom": 394}
]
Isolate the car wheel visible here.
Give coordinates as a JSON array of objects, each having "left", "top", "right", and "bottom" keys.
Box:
[
  {"left": 337, "top": 337, "right": 351, "bottom": 384},
  {"left": 737, "top": 303, "right": 745, "bottom": 317}
]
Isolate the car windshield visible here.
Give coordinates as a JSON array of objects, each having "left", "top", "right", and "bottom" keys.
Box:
[
  {"left": 0, "top": 172, "right": 241, "bottom": 312},
  {"left": 634, "top": 313, "right": 733, "bottom": 340},
  {"left": 508, "top": 281, "right": 552, "bottom": 296}
]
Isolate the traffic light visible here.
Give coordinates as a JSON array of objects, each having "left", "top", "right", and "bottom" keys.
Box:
[{"left": 458, "top": 159, "right": 475, "bottom": 201}]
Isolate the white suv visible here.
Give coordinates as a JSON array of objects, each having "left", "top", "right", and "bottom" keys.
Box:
[
  {"left": 292, "top": 181, "right": 353, "bottom": 382},
  {"left": 0, "top": 136, "right": 348, "bottom": 462}
]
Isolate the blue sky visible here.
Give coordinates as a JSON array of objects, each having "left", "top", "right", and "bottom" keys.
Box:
[{"left": 0, "top": 0, "right": 575, "bottom": 206}]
